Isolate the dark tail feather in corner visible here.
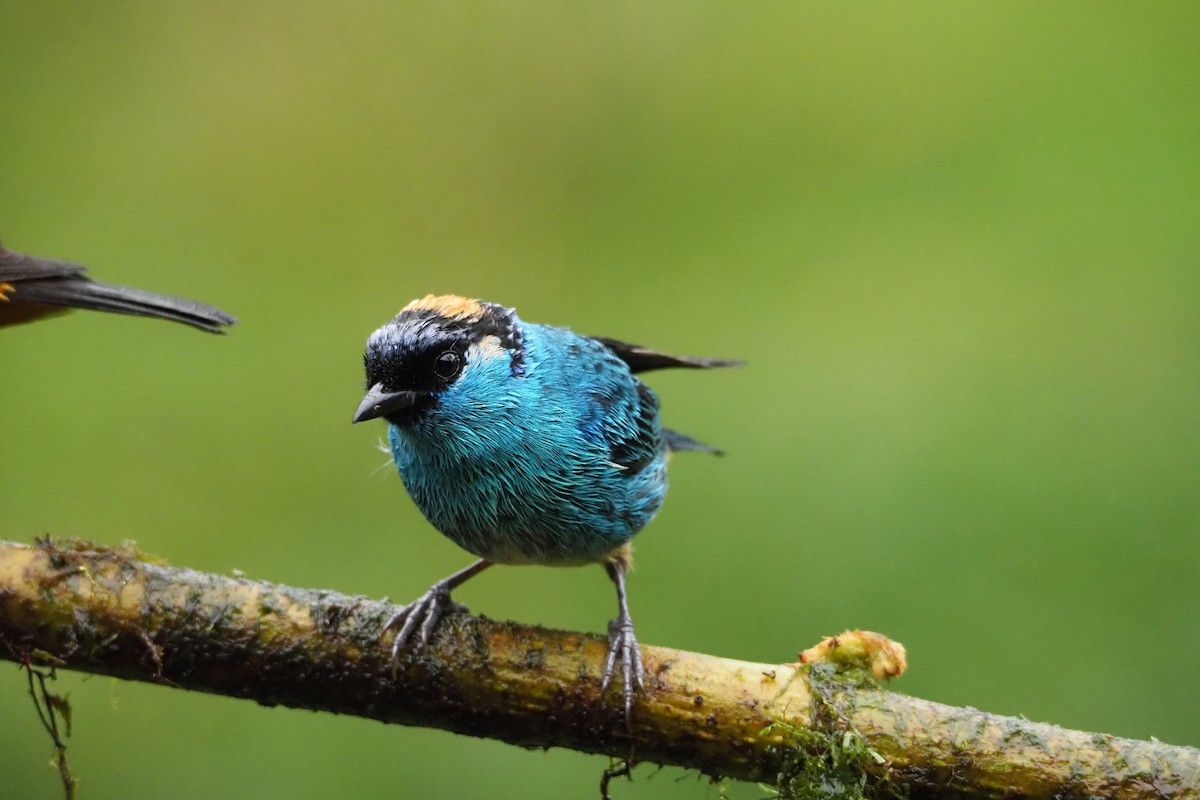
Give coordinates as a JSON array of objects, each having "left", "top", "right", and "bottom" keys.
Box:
[
  {"left": 0, "top": 240, "right": 236, "bottom": 333},
  {"left": 7, "top": 278, "right": 237, "bottom": 333}
]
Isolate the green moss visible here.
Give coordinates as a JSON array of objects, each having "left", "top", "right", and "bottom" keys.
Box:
[{"left": 761, "top": 664, "right": 899, "bottom": 800}]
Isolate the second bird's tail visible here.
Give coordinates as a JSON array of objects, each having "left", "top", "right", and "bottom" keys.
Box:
[
  {"left": 0, "top": 239, "right": 236, "bottom": 333},
  {"left": 8, "top": 277, "right": 237, "bottom": 333}
]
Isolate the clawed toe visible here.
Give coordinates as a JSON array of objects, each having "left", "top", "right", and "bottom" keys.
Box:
[
  {"left": 382, "top": 583, "right": 454, "bottom": 672},
  {"left": 601, "top": 615, "right": 645, "bottom": 723},
  {"left": 380, "top": 560, "right": 491, "bottom": 675}
]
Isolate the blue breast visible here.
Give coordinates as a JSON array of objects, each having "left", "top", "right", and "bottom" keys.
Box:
[{"left": 386, "top": 323, "right": 668, "bottom": 565}]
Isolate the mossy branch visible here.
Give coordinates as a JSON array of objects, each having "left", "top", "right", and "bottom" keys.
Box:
[{"left": 1, "top": 538, "right": 1197, "bottom": 799}]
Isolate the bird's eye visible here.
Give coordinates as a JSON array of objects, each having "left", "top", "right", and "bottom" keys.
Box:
[{"left": 433, "top": 350, "right": 462, "bottom": 381}]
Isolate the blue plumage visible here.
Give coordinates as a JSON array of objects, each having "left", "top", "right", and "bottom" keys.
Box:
[
  {"left": 353, "top": 294, "right": 739, "bottom": 719},
  {"left": 388, "top": 323, "right": 666, "bottom": 565}
]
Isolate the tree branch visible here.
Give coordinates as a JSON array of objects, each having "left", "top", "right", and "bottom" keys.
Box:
[{"left": 1, "top": 538, "right": 1196, "bottom": 799}]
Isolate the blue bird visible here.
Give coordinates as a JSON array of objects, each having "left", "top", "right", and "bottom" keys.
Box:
[{"left": 353, "top": 294, "right": 739, "bottom": 717}]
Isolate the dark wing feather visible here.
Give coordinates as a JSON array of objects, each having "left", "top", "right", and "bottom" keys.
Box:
[
  {"left": 583, "top": 335, "right": 729, "bottom": 460},
  {"left": 606, "top": 383, "right": 662, "bottom": 473},
  {"left": 0, "top": 241, "right": 236, "bottom": 333},
  {"left": 573, "top": 337, "right": 664, "bottom": 475},
  {"left": 591, "top": 336, "right": 743, "bottom": 374}
]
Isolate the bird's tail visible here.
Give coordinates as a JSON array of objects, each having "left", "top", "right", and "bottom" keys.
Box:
[
  {"left": 664, "top": 428, "right": 724, "bottom": 456},
  {"left": 592, "top": 337, "right": 744, "bottom": 374},
  {"left": 9, "top": 278, "right": 237, "bottom": 333}
]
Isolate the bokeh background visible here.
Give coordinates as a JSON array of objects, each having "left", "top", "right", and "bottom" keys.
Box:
[{"left": 3, "top": 3, "right": 1199, "bottom": 798}]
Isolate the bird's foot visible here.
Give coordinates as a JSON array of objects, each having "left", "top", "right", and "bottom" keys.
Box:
[
  {"left": 381, "top": 581, "right": 467, "bottom": 673},
  {"left": 601, "top": 612, "right": 645, "bottom": 723}
]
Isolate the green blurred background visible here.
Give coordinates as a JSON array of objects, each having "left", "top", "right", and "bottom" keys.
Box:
[{"left": 3, "top": 3, "right": 1198, "bottom": 797}]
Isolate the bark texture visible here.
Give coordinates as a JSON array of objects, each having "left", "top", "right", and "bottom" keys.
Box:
[{"left": 1, "top": 538, "right": 1196, "bottom": 799}]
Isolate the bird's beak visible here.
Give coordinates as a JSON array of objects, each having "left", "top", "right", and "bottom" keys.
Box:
[{"left": 353, "top": 383, "right": 422, "bottom": 423}]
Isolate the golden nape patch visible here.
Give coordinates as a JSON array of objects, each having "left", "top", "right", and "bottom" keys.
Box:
[
  {"left": 402, "top": 294, "right": 483, "bottom": 321},
  {"left": 0, "top": 282, "right": 13, "bottom": 302}
]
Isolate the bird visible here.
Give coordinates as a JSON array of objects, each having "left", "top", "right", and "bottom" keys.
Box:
[
  {"left": 353, "top": 294, "right": 740, "bottom": 719},
  {"left": 0, "top": 239, "right": 236, "bottom": 333}
]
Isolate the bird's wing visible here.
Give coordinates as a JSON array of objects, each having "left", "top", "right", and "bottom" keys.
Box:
[
  {"left": 599, "top": 386, "right": 725, "bottom": 466},
  {"left": 575, "top": 333, "right": 732, "bottom": 464},
  {"left": 604, "top": 382, "right": 662, "bottom": 473},
  {"left": 590, "top": 336, "right": 743, "bottom": 374},
  {"left": 569, "top": 337, "right": 662, "bottom": 474}
]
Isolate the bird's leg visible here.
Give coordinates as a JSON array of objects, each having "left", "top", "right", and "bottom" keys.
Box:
[
  {"left": 600, "top": 559, "right": 645, "bottom": 722},
  {"left": 382, "top": 559, "right": 491, "bottom": 672}
]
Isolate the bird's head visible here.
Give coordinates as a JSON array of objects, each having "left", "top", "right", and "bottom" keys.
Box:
[{"left": 353, "top": 294, "right": 525, "bottom": 427}]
